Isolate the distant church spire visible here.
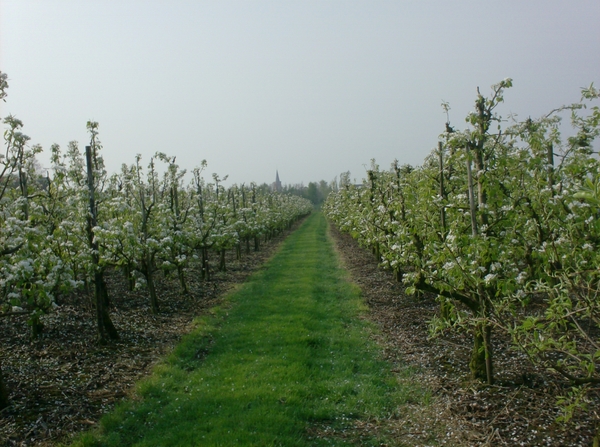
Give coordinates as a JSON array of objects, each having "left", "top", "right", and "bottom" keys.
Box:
[{"left": 272, "top": 170, "right": 282, "bottom": 192}]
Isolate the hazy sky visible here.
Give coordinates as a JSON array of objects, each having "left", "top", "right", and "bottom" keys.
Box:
[{"left": 1, "top": 1, "right": 599, "bottom": 186}]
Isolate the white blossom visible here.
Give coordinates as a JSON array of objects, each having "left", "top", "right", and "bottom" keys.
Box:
[{"left": 484, "top": 273, "right": 497, "bottom": 284}]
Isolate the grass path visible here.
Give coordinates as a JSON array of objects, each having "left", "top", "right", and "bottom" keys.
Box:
[{"left": 73, "top": 212, "right": 426, "bottom": 446}]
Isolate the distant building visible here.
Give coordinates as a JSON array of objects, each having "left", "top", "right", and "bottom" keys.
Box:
[{"left": 272, "top": 170, "right": 282, "bottom": 192}]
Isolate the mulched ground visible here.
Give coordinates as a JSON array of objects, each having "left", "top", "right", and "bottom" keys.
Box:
[
  {"left": 1, "top": 217, "right": 598, "bottom": 446},
  {"left": 328, "top": 223, "right": 599, "bottom": 447},
  {"left": 0, "top": 227, "right": 296, "bottom": 447}
]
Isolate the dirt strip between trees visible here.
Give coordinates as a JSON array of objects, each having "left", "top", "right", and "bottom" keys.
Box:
[{"left": 328, "top": 223, "right": 597, "bottom": 447}]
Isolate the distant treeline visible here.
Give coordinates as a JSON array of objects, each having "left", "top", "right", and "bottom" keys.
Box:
[{"left": 281, "top": 180, "right": 336, "bottom": 205}]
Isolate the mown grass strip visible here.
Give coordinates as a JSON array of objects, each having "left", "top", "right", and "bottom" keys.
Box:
[{"left": 72, "top": 212, "right": 428, "bottom": 447}]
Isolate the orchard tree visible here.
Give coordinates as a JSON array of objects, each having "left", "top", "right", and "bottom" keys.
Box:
[
  {"left": 84, "top": 121, "right": 119, "bottom": 341},
  {"left": 325, "top": 80, "right": 600, "bottom": 424}
]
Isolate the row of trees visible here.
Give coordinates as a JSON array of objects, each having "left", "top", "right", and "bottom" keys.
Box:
[
  {"left": 0, "top": 71, "right": 313, "bottom": 408},
  {"left": 324, "top": 79, "right": 599, "bottom": 423}
]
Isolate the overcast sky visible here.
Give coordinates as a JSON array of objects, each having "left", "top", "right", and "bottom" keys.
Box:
[{"left": 1, "top": 1, "right": 599, "bottom": 186}]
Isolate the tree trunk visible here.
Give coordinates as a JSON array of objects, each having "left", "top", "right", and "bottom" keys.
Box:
[
  {"left": 394, "top": 268, "right": 403, "bottom": 283},
  {"left": 95, "top": 271, "right": 119, "bottom": 342},
  {"left": 147, "top": 272, "right": 159, "bottom": 314},
  {"left": 373, "top": 243, "right": 381, "bottom": 262},
  {"left": 85, "top": 145, "right": 118, "bottom": 342},
  {"left": 466, "top": 145, "right": 478, "bottom": 236},
  {"left": 123, "top": 263, "right": 135, "bottom": 292},
  {"left": 440, "top": 296, "right": 452, "bottom": 321},
  {"left": 177, "top": 264, "right": 188, "bottom": 295},
  {"left": 469, "top": 329, "right": 487, "bottom": 381},
  {"left": 483, "top": 322, "right": 494, "bottom": 385},
  {"left": 219, "top": 249, "right": 226, "bottom": 272},
  {"left": 547, "top": 142, "right": 555, "bottom": 191},
  {"left": 0, "top": 363, "right": 9, "bottom": 410},
  {"left": 20, "top": 170, "right": 29, "bottom": 220},
  {"left": 469, "top": 323, "right": 494, "bottom": 384},
  {"left": 101, "top": 276, "right": 110, "bottom": 308},
  {"left": 201, "top": 247, "right": 210, "bottom": 281},
  {"left": 438, "top": 141, "right": 447, "bottom": 234},
  {"left": 466, "top": 141, "right": 495, "bottom": 385},
  {"left": 142, "top": 258, "right": 159, "bottom": 314},
  {"left": 30, "top": 314, "right": 43, "bottom": 339}
]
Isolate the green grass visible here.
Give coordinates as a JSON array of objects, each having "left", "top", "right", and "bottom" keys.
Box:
[{"left": 71, "top": 212, "right": 428, "bottom": 447}]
